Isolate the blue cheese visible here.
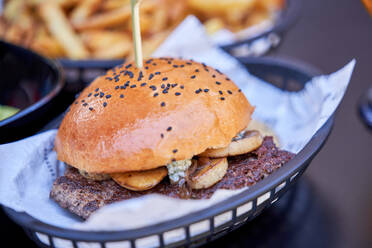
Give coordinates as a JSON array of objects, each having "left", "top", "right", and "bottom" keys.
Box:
[{"left": 166, "top": 159, "right": 192, "bottom": 183}]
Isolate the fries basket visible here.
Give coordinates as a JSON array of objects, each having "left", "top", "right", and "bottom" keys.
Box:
[
  {"left": 2, "top": 57, "right": 333, "bottom": 248},
  {"left": 220, "top": 0, "right": 302, "bottom": 56}
]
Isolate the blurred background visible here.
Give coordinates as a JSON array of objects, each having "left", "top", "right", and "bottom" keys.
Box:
[{"left": 0, "top": 0, "right": 371, "bottom": 247}]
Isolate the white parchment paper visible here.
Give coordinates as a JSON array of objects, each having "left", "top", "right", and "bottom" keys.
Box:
[{"left": 0, "top": 16, "right": 355, "bottom": 233}]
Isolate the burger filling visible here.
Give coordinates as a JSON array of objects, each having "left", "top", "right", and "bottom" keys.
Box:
[
  {"left": 166, "top": 159, "right": 192, "bottom": 183},
  {"left": 79, "top": 170, "right": 111, "bottom": 181},
  {"left": 77, "top": 129, "right": 263, "bottom": 187}
]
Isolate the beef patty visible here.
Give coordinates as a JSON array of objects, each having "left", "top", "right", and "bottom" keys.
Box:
[{"left": 50, "top": 137, "right": 294, "bottom": 219}]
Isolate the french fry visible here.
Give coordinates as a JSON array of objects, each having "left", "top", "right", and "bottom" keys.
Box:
[
  {"left": 81, "top": 30, "right": 129, "bottom": 50},
  {"left": 3, "top": 0, "right": 25, "bottom": 22},
  {"left": 100, "top": 0, "right": 130, "bottom": 11},
  {"left": 38, "top": 2, "right": 90, "bottom": 59},
  {"left": 31, "top": 33, "right": 65, "bottom": 58},
  {"left": 204, "top": 18, "right": 224, "bottom": 34},
  {"left": 140, "top": 30, "right": 170, "bottom": 58},
  {"left": 187, "top": 0, "right": 256, "bottom": 15},
  {"left": 70, "top": 0, "right": 102, "bottom": 24},
  {"left": 93, "top": 38, "right": 132, "bottom": 59},
  {"left": 73, "top": 1, "right": 156, "bottom": 30}
]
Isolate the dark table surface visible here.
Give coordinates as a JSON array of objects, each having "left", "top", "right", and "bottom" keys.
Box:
[{"left": 2, "top": 0, "right": 372, "bottom": 247}]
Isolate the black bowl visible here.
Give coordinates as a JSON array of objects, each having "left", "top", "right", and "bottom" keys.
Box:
[
  {"left": 2, "top": 57, "right": 334, "bottom": 248},
  {"left": 0, "top": 41, "right": 65, "bottom": 144}
]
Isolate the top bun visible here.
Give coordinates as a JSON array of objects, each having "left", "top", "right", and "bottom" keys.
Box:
[{"left": 55, "top": 58, "right": 254, "bottom": 173}]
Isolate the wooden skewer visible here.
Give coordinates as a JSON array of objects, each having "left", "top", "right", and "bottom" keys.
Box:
[{"left": 130, "top": 0, "right": 143, "bottom": 68}]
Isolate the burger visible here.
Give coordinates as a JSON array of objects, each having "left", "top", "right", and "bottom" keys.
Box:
[{"left": 51, "top": 58, "right": 294, "bottom": 219}]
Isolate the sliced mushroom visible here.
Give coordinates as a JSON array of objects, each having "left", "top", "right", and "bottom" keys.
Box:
[
  {"left": 110, "top": 167, "right": 168, "bottom": 191},
  {"left": 188, "top": 157, "right": 228, "bottom": 189},
  {"left": 200, "top": 130, "right": 263, "bottom": 158}
]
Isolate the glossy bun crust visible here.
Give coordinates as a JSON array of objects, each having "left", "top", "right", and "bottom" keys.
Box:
[{"left": 55, "top": 58, "right": 254, "bottom": 173}]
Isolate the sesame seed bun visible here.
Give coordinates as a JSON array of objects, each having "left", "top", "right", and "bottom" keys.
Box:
[{"left": 55, "top": 58, "right": 254, "bottom": 173}]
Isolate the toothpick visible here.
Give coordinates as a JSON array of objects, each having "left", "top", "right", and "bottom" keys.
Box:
[{"left": 130, "top": 0, "right": 143, "bottom": 68}]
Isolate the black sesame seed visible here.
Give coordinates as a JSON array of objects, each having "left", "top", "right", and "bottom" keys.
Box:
[
  {"left": 130, "top": 85, "right": 136, "bottom": 88},
  {"left": 180, "top": 85, "right": 184, "bottom": 89},
  {"left": 167, "top": 126, "right": 172, "bottom": 131},
  {"left": 89, "top": 107, "right": 93, "bottom": 111},
  {"left": 95, "top": 88, "right": 99, "bottom": 92},
  {"left": 153, "top": 92, "right": 159, "bottom": 97},
  {"left": 82, "top": 103, "right": 88, "bottom": 106},
  {"left": 127, "top": 71, "right": 134, "bottom": 78},
  {"left": 195, "top": 69, "right": 199, "bottom": 72},
  {"left": 94, "top": 93, "right": 99, "bottom": 97},
  {"left": 226, "top": 77, "right": 231, "bottom": 81},
  {"left": 219, "top": 90, "right": 223, "bottom": 95},
  {"left": 100, "top": 92, "right": 104, "bottom": 98},
  {"left": 227, "top": 90, "right": 232, "bottom": 94},
  {"left": 212, "top": 75, "right": 216, "bottom": 78},
  {"left": 115, "top": 78, "right": 119, "bottom": 82},
  {"left": 220, "top": 97, "right": 225, "bottom": 101},
  {"left": 120, "top": 85, "right": 126, "bottom": 89},
  {"left": 150, "top": 85, "right": 157, "bottom": 91},
  {"left": 155, "top": 72, "right": 161, "bottom": 75},
  {"left": 173, "top": 149, "right": 178, "bottom": 153},
  {"left": 106, "top": 94, "right": 111, "bottom": 99},
  {"left": 186, "top": 62, "right": 192, "bottom": 65},
  {"left": 125, "top": 81, "right": 130, "bottom": 86},
  {"left": 195, "top": 89, "right": 201, "bottom": 94},
  {"left": 161, "top": 84, "right": 165, "bottom": 89},
  {"left": 204, "top": 89, "right": 209, "bottom": 93},
  {"left": 168, "top": 61, "right": 171, "bottom": 64},
  {"left": 103, "top": 102, "right": 107, "bottom": 107},
  {"left": 81, "top": 99, "right": 85, "bottom": 103},
  {"left": 238, "top": 89, "right": 242, "bottom": 92},
  {"left": 141, "top": 82, "right": 147, "bottom": 87},
  {"left": 204, "top": 68, "right": 209, "bottom": 72},
  {"left": 161, "top": 102, "right": 166, "bottom": 107},
  {"left": 191, "top": 75, "right": 196, "bottom": 79},
  {"left": 160, "top": 133, "right": 164, "bottom": 138},
  {"left": 173, "top": 65, "right": 179, "bottom": 68},
  {"left": 145, "top": 59, "right": 153, "bottom": 64},
  {"left": 180, "top": 65, "right": 185, "bottom": 68},
  {"left": 137, "top": 71, "right": 143, "bottom": 81},
  {"left": 162, "top": 89, "right": 168, "bottom": 94},
  {"left": 88, "top": 93, "right": 92, "bottom": 97},
  {"left": 171, "top": 158, "right": 176, "bottom": 162},
  {"left": 171, "top": 83, "right": 177, "bottom": 88},
  {"left": 120, "top": 94, "right": 124, "bottom": 98},
  {"left": 125, "top": 64, "right": 132, "bottom": 69},
  {"left": 105, "top": 77, "right": 112, "bottom": 81},
  {"left": 115, "top": 86, "right": 119, "bottom": 90},
  {"left": 162, "top": 77, "right": 168, "bottom": 81},
  {"left": 152, "top": 63, "right": 157, "bottom": 66},
  {"left": 145, "top": 66, "right": 149, "bottom": 70},
  {"left": 216, "top": 81, "right": 221, "bottom": 85},
  {"left": 175, "top": 92, "right": 181, "bottom": 96},
  {"left": 149, "top": 73, "right": 154, "bottom": 80}
]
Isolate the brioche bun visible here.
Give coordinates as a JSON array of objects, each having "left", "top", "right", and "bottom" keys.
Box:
[{"left": 55, "top": 58, "right": 254, "bottom": 173}]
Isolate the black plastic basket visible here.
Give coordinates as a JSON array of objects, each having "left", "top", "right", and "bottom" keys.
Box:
[{"left": 2, "top": 57, "right": 333, "bottom": 248}]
